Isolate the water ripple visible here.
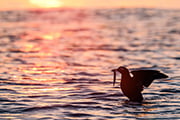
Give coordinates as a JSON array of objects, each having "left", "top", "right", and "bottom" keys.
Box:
[{"left": 0, "top": 8, "right": 179, "bottom": 120}]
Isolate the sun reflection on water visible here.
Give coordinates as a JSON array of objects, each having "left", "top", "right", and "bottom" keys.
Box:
[
  {"left": 12, "top": 31, "right": 68, "bottom": 89},
  {"left": 18, "top": 62, "right": 67, "bottom": 75},
  {"left": 42, "top": 32, "right": 61, "bottom": 40}
]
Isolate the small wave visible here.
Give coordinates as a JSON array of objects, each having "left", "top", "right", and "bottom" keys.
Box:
[
  {"left": 71, "top": 72, "right": 102, "bottom": 76},
  {"left": 22, "top": 103, "right": 113, "bottom": 112},
  {"left": 70, "top": 101, "right": 99, "bottom": 105},
  {"left": 0, "top": 109, "right": 9, "bottom": 113},
  {"left": 0, "top": 98, "right": 16, "bottom": 102},
  {"left": 4, "top": 82, "right": 46, "bottom": 86},
  {"left": 3, "top": 103, "right": 27, "bottom": 106},
  {"left": 172, "top": 57, "right": 180, "bottom": 60},
  {"left": 63, "top": 28, "right": 90, "bottom": 32},
  {"left": 104, "top": 93, "right": 123, "bottom": 97},
  {"left": 0, "top": 78, "right": 8, "bottom": 81},
  {"left": 64, "top": 78, "right": 100, "bottom": 84},
  {"left": 68, "top": 62, "right": 95, "bottom": 67},
  {"left": 160, "top": 88, "right": 180, "bottom": 93},
  {"left": 0, "top": 88, "right": 16, "bottom": 92},
  {"left": 87, "top": 92, "right": 120, "bottom": 101},
  {"left": 12, "top": 58, "right": 27, "bottom": 64},
  {"left": 88, "top": 92, "right": 107, "bottom": 96},
  {"left": 64, "top": 112, "right": 94, "bottom": 117},
  {"left": 88, "top": 92, "right": 122, "bottom": 97},
  {"left": 113, "top": 47, "right": 128, "bottom": 51},
  {"left": 92, "top": 97, "right": 119, "bottom": 101},
  {"left": 22, "top": 105, "right": 60, "bottom": 112},
  {"left": 27, "top": 95, "right": 50, "bottom": 98},
  {"left": 0, "top": 88, "right": 18, "bottom": 94}
]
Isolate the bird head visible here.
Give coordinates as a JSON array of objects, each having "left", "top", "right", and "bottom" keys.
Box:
[
  {"left": 116, "top": 66, "right": 129, "bottom": 74},
  {"left": 111, "top": 66, "right": 129, "bottom": 86}
]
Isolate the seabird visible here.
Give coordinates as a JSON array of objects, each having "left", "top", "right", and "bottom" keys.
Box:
[{"left": 112, "top": 66, "right": 168, "bottom": 102}]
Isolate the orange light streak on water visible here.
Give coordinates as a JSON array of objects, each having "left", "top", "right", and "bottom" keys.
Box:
[
  {"left": 14, "top": 30, "right": 67, "bottom": 88},
  {"left": 42, "top": 32, "right": 61, "bottom": 40}
]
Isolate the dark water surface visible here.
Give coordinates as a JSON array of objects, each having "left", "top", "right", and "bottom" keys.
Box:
[{"left": 0, "top": 8, "right": 180, "bottom": 120}]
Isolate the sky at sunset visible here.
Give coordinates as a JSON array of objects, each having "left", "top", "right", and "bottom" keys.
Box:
[{"left": 0, "top": 0, "right": 180, "bottom": 10}]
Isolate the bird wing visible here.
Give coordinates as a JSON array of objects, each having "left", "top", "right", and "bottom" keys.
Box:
[{"left": 131, "top": 70, "right": 168, "bottom": 87}]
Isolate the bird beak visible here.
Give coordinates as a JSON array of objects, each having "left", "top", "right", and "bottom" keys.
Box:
[{"left": 111, "top": 69, "right": 117, "bottom": 86}]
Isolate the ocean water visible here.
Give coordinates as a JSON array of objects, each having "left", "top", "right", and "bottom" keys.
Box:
[{"left": 0, "top": 8, "right": 179, "bottom": 120}]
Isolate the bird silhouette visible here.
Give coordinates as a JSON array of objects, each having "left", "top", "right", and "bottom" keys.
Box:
[{"left": 112, "top": 66, "right": 168, "bottom": 102}]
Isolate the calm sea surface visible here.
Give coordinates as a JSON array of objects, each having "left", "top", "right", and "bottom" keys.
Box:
[{"left": 0, "top": 8, "right": 180, "bottom": 120}]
